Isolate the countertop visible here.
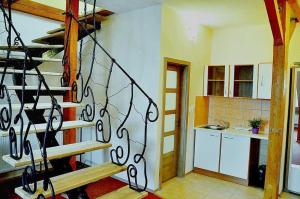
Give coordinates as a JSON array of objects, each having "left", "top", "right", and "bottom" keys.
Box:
[{"left": 194, "top": 126, "right": 269, "bottom": 140}]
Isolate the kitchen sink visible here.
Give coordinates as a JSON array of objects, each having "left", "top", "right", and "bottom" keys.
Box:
[{"left": 203, "top": 124, "right": 226, "bottom": 130}]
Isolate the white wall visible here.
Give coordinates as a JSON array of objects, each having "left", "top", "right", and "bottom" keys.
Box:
[
  {"left": 80, "top": 5, "right": 162, "bottom": 191},
  {"left": 160, "top": 5, "right": 213, "bottom": 175}
]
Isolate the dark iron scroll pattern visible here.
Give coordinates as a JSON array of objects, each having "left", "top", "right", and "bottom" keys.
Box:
[
  {"left": 0, "top": 0, "right": 159, "bottom": 197},
  {"left": 0, "top": 1, "right": 63, "bottom": 198},
  {"left": 73, "top": 0, "right": 159, "bottom": 192}
]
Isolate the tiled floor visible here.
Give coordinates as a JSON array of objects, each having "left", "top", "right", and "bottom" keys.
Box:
[{"left": 155, "top": 173, "right": 300, "bottom": 199}]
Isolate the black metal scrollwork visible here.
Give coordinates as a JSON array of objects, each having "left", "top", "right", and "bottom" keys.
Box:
[{"left": 0, "top": 1, "right": 63, "bottom": 198}]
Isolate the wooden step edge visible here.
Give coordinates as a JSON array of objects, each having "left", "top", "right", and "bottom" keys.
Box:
[
  {"left": 0, "top": 102, "right": 84, "bottom": 111},
  {"left": 97, "top": 185, "right": 148, "bottom": 199},
  {"left": 0, "top": 120, "right": 95, "bottom": 137},
  {"left": 33, "top": 24, "right": 95, "bottom": 43},
  {"left": 6, "top": 86, "right": 70, "bottom": 91},
  {"left": 15, "top": 163, "right": 127, "bottom": 199},
  {"left": 47, "top": 23, "right": 94, "bottom": 35},
  {"left": 0, "top": 56, "right": 62, "bottom": 62},
  {"left": 0, "top": 68, "right": 62, "bottom": 76},
  {"left": 3, "top": 141, "right": 112, "bottom": 168},
  {"left": 0, "top": 45, "right": 64, "bottom": 50}
]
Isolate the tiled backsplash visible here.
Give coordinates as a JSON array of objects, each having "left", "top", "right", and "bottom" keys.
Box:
[{"left": 208, "top": 97, "right": 271, "bottom": 134}]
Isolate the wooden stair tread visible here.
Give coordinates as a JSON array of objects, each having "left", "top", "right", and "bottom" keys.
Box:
[
  {"left": 0, "top": 120, "right": 95, "bottom": 137},
  {"left": 15, "top": 163, "right": 127, "bottom": 199},
  {"left": 32, "top": 24, "right": 95, "bottom": 45},
  {"left": 0, "top": 68, "right": 62, "bottom": 76},
  {"left": 6, "top": 86, "right": 70, "bottom": 91},
  {"left": 0, "top": 102, "right": 84, "bottom": 111},
  {"left": 3, "top": 141, "right": 111, "bottom": 167},
  {"left": 0, "top": 45, "right": 64, "bottom": 51},
  {"left": 97, "top": 186, "right": 148, "bottom": 199},
  {"left": 0, "top": 56, "right": 62, "bottom": 62}
]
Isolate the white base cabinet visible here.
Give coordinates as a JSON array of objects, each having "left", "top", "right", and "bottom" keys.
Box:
[
  {"left": 194, "top": 129, "right": 221, "bottom": 172},
  {"left": 220, "top": 134, "right": 251, "bottom": 179},
  {"left": 194, "top": 129, "right": 251, "bottom": 180}
]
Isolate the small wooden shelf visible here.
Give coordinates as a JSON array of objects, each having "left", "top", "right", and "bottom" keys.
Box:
[
  {"left": 234, "top": 80, "right": 253, "bottom": 82},
  {"left": 208, "top": 79, "right": 225, "bottom": 82}
]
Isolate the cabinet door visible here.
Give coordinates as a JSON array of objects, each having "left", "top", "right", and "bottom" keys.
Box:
[
  {"left": 194, "top": 129, "right": 221, "bottom": 172},
  {"left": 204, "top": 65, "right": 229, "bottom": 97},
  {"left": 257, "top": 63, "right": 272, "bottom": 99},
  {"left": 220, "top": 134, "right": 250, "bottom": 179},
  {"left": 229, "top": 65, "right": 257, "bottom": 98}
]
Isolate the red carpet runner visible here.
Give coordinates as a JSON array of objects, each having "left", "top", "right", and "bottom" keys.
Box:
[{"left": 9, "top": 177, "right": 161, "bottom": 199}]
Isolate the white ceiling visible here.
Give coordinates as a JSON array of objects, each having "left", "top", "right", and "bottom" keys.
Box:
[
  {"left": 89, "top": 0, "right": 162, "bottom": 13},
  {"left": 164, "top": 0, "right": 269, "bottom": 29}
]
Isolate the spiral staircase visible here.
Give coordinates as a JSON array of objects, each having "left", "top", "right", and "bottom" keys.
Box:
[{"left": 0, "top": 1, "right": 157, "bottom": 199}]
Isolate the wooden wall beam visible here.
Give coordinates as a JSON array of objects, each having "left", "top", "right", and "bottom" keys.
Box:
[
  {"left": 264, "top": 1, "right": 292, "bottom": 198},
  {"left": 264, "top": 0, "right": 284, "bottom": 45},
  {"left": 4, "top": 0, "right": 65, "bottom": 22},
  {"left": 288, "top": 0, "right": 300, "bottom": 22},
  {"left": 63, "top": 0, "right": 79, "bottom": 169}
]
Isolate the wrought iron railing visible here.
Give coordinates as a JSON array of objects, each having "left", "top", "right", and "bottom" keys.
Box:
[{"left": 0, "top": 0, "right": 158, "bottom": 198}]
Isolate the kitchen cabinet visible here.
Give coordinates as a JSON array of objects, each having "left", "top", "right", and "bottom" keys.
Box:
[
  {"left": 194, "top": 129, "right": 221, "bottom": 172},
  {"left": 220, "top": 134, "right": 251, "bottom": 179},
  {"left": 257, "top": 63, "right": 272, "bottom": 99},
  {"left": 204, "top": 65, "right": 229, "bottom": 97},
  {"left": 229, "top": 65, "right": 258, "bottom": 98}
]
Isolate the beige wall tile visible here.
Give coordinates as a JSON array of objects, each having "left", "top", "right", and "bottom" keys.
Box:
[{"left": 208, "top": 97, "right": 270, "bottom": 128}]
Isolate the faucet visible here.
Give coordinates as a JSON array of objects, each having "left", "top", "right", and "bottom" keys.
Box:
[{"left": 216, "top": 119, "right": 230, "bottom": 129}]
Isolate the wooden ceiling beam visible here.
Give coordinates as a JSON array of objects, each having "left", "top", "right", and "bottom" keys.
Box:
[
  {"left": 264, "top": 0, "right": 284, "bottom": 45},
  {"left": 3, "top": 0, "right": 113, "bottom": 22},
  {"left": 4, "top": 0, "right": 65, "bottom": 22},
  {"left": 288, "top": 0, "right": 300, "bottom": 22}
]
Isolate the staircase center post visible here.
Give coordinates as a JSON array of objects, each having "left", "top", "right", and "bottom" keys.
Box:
[{"left": 64, "top": 0, "right": 79, "bottom": 169}]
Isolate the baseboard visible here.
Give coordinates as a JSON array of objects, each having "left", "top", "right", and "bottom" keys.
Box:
[{"left": 193, "top": 167, "right": 249, "bottom": 186}]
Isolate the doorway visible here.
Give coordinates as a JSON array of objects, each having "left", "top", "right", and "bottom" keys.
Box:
[
  {"left": 160, "top": 58, "right": 190, "bottom": 184},
  {"left": 286, "top": 66, "right": 300, "bottom": 194}
]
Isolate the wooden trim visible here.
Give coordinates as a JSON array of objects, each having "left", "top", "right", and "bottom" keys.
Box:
[
  {"left": 264, "top": 0, "right": 284, "bottom": 45},
  {"left": 164, "top": 131, "right": 175, "bottom": 137},
  {"left": 165, "top": 110, "right": 176, "bottom": 115},
  {"left": 6, "top": 0, "right": 65, "bottom": 21},
  {"left": 165, "top": 88, "right": 177, "bottom": 93},
  {"left": 285, "top": 67, "right": 297, "bottom": 190},
  {"left": 63, "top": 0, "right": 79, "bottom": 169},
  {"left": 193, "top": 168, "right": 248, "bottom": 186},
  {"left": 288, "top": 0, "right": 300, "bottom": 22},
  {"left": 194, "top": 96, "right": 208, "bottom": 127}
]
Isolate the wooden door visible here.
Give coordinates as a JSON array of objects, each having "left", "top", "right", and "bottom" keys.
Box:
[{"left": 161, "top": 64, "right": 182, "bottom": 182}]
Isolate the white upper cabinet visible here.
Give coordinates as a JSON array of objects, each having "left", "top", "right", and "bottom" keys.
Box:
[
  {"left": 229, "top": 64, "right": 258, "bottom": 98},
  {"left": 204, "top": 65, "right": 229, "bottom": 97},
  {"left": 257, "top": 63, "right": 273, "bottom": 99}
]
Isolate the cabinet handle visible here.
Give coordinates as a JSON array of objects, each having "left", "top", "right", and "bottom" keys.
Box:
[
  {"left": 224, "top": 136, "right": 233, "bottom": 139},
  {"left": 210, "top": 134, "right": 217, "bottom": 137}
]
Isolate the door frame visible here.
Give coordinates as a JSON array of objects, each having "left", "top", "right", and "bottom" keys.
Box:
[
  {"left": 285, "top": 65, "right": 300, "bottom": 193},
  {"left": 159, "top": 57, "right": 191, "bottom": 187}
]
